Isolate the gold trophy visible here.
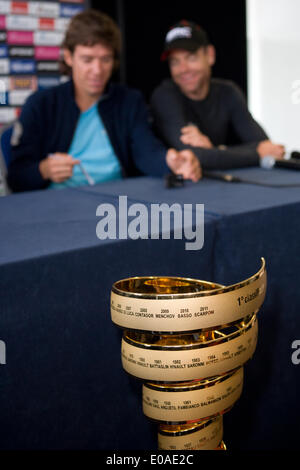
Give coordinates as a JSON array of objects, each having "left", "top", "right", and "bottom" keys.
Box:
[{"left": 110, "top": 259, "right": 266, "bottom": 450}]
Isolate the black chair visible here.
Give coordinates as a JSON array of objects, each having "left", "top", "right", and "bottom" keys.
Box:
[{"left": 0, "top": 124, "right": 13, "bottom": 195}]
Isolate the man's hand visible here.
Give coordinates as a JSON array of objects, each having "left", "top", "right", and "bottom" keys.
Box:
[
  {"left": 166, "top": 148, "right": 202, "bottom": 182},
  {"left": 39, "top": 153, "right": 80, "bottom": 183},
  {"left": 180, "top": 125, "right": 213, "bottom": 149},
  {"left": 257, "top": 140, "right": 285, "bottom": 160}
]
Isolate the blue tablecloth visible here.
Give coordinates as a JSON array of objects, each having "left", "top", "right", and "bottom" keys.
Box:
[{"left": 0, "top": 167, "right": 299, "bottom": 450}]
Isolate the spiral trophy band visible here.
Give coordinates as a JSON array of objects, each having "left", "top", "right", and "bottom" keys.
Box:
[
  {"left": 158, "top": 416, "right": 223, "bottom": 451},
  {"left": 110, "top": 259, "right": 266, "bottom": 450},
  {"left": 142, "top": 367, "right": 244, "bottom": 423},
  {"left": 121, "top": 314, "right": 258, "bottom": 382},
  {"left": 111, "top": 258, "right": 266, "bottom": 332}
]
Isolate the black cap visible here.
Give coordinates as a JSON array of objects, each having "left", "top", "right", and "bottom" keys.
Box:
[{"left": 161, "top": 20, "right": 210, "bottom": 61}]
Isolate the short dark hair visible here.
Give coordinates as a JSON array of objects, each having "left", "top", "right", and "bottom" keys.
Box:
[{"left": 60, "top": 9, "right": 121, "bottom": 75}]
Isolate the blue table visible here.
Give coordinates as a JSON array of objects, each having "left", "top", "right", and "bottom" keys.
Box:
[{"left": 0, "top": 167, "right": 299, "bottom": 450}]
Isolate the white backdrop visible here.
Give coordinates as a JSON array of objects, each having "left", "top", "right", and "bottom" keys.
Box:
[{"left": 247, "top": 0, "right": 300, "bottom": 152}]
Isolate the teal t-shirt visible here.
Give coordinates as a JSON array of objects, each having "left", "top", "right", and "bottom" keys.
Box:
[{"left": 50, "top": 102, "right": 122, "bottom": 189}]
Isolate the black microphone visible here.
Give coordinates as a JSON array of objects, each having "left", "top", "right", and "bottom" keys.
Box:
[
  {"left": 291, "top": 151, "right": 300, "bottom": 160},
  {"left": 165, "top": 171, "right": 241, "bottom": 189},
  {"left": 165, "top": 173, "right": 184, "bottom": 188},
  {"left": 203, "top": 171, "right": 241, "bottom": 183}
]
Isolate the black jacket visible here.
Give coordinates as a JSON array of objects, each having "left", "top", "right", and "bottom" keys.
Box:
[{"left": 8, "top": 80, "right": 169, "bottom": 192}]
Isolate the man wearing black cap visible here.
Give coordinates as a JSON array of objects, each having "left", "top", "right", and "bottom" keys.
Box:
[{"left": 150, "top": 20, "right": 285, "bottom": 169}]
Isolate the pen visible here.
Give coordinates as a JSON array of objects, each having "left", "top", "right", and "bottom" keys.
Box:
[{"left": 78, "top": 162, "right": 95, "bottom": 186}]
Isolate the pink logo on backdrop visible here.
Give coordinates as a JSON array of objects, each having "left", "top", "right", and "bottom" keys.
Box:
[
  {"left": 35, "top": 46, "right": 60, "bottom": 60},
  {"left": 7, "top": 31, "right": 34, "bottom": 45},
  {"left": 0, "top": 15, "right": 6, "bottom": 29}
]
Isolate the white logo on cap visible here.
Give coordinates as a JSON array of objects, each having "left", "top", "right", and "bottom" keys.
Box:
[{"left": 166, "top": 26, "right": 192, "bottom": 43}]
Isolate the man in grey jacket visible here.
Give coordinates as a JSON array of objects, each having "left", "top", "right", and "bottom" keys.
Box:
[{"left": 151, "top": 20, "right": 285, "bottom": 170}]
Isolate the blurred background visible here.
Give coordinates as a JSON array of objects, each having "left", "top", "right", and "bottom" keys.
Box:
[
  {"left": 93, "top": 0, "right": 300, "bottom": 152},
  {"left": 0, "top": 0, "right": 299, "bottom": 149},
  {"left": 93, "top": 0, "right": 248, "bottom": 99}
]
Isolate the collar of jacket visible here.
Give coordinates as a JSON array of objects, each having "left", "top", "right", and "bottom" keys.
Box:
[{"left": 66, "top": 77, "right": 115, "bottom": 109}]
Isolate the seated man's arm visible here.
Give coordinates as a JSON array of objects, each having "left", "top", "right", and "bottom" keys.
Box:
[
  {"left": 7, "top": 93, "right": 79, "bottom": 192},
  {"left": 7, "top": 93, "right": 49, "bottom": 192},
  {"left": 39, "top": 153, "right": 79, "bottom": 183},
  {"left": 150, "top": 83, "right": 189, "bottom": 153},
  {"left": 150, "top": 82, "right": 284, "bottom": 169},
  {"left": 227, "top": 82, "right": 285, "bottom": 160},
  {"left": 127, "top": 89, "right": 201, "bottom": 181}
]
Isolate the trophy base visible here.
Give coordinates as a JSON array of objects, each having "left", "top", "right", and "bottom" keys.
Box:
[{"left": 158, "top": 416, "right": 223, "bottom": 450}]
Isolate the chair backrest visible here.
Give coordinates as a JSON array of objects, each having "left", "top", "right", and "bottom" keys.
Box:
[
  {"left": 0, "top": 123, "right": 14, "bottom": 196},
  {"left": 0, "top": 124, "right": 13, "bottom": 169}
]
